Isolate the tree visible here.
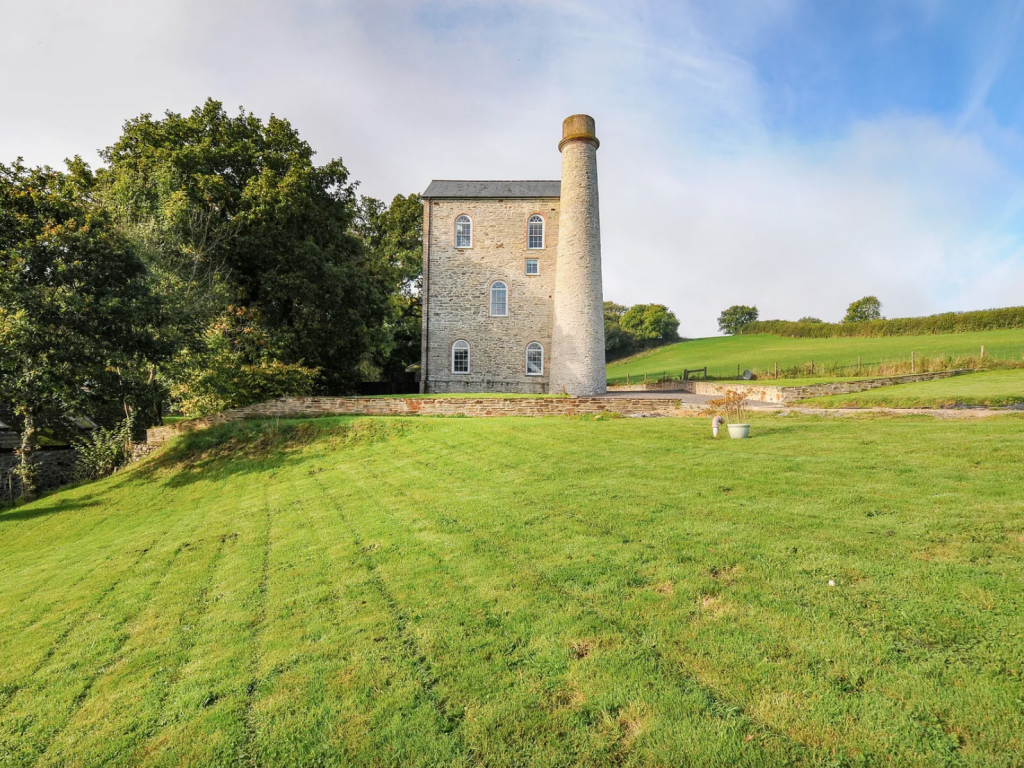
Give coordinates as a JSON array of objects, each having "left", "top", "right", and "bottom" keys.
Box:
[
  {"left": 0, "top": 160, "right": 164, "bottom": 498},
  {"left": 97, "top": 99, "right": 390, "bottom": 396},
  {"left": 354, "top": 193, "right": 423, "bottom": 378},
  {"left": 844, "top": 296, "right": 882, "bottom": 323},
  {"left": 603, "top": 301, "right": 632, "bottom": 359},
  {"left": 620, "top": 304, "right": 680, "bottom": 346},
  {"left": 717, "top": 305, "right": 758, "bottom": 335},
  {"left": 798, "top": 316, "right": 823, "bottom": 323}
]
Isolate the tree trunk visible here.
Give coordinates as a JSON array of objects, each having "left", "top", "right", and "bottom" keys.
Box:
[{"left": 16, "top": 409, "right": 39, "bottom": 500}]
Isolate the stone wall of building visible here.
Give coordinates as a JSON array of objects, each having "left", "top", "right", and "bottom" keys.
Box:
[
  {"left": 0, "top": 449, "right": 77, "bottom": 503},
  {"left": 423, "top": 197, "right": 560, "bottom": 394},
  {"left": 606, "top": 369, "right": 972, "bottom": 402}
]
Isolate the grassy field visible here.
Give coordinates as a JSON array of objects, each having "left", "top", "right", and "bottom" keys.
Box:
[
  {"left": 605, "top": 328, "right": 1024, "bottom": 383},
  {"left": 2, "top": 415, "right": 1023, "bottom": 766},
  {"left": 802, "top": 369, "right": 1024, "bottom": 409}
]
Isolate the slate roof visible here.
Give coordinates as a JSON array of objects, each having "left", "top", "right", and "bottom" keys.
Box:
[{"left": 422, "top": 180, "right": 560, "bottom": 199}]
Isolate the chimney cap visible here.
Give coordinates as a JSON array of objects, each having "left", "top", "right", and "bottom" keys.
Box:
[{"left": 559, "top": 114, "right": 599, "bottom": 151}]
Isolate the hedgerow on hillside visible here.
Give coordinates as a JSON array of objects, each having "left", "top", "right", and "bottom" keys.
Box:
[{"left": 740, "top": 306, "right": 1024, "bottom": 338}]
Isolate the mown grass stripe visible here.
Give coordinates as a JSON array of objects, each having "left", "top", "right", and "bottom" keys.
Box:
[{"left": 320, "top": 428, "right": 805, "bottom": 765}]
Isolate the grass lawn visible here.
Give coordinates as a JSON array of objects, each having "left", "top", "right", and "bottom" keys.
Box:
[
  {"left": 606, "top": 328, "right": 1024, "bottom": 383},
  {"left": 802, "top": 369, "right": 1024, "bottom": 409},
  {"left": 2, "top": 415, "right": 1023, "bottom": 766}
]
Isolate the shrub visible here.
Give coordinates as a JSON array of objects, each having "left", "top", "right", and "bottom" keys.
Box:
[
  {"left": 74, "top": 417, "right": 135, "bottom": 481},
  {"left": 170, "top": 308, "right": 320, "bottom": 417},
  {"left": 702, "top": 390, "right": 748, "bottom": 424}
]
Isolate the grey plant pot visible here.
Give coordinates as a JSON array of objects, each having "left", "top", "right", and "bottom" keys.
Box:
[{"left": 727, "top": 423, "right": 751, "bottom": 439}]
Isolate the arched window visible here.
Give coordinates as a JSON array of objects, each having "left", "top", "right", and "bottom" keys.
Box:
[
  {"left": 451, "top": 340, "right": 470, "bottom": 373},
  {"left": 455, "top": 215, "right": 472, "bottom": 248},
  {"left": 489, "top": 281, "right": 508, "bottom": 316},
  {"left": 528, "top": 215, "right": 544, "bottom": 249},
  {"left": 526, "top": 342, "right": 544, "bottom": 375}
]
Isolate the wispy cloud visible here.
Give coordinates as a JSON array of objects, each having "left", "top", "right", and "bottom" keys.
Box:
[{"left": 957, "top": 0, "right": 1024, "bottom": 130}]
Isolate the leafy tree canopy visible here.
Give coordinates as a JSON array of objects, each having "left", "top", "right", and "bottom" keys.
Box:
[
  {"left": 354, "top": 193, "right": 423, "bottom": 378},
  {"left": 603, "top": 301, "right": 628, "bottom": 320},
  {"left": 620, "top": 304, "right": 680, "bottom": 343},
  {"left": 0, "top": 159, "right": 164, "bottom": 496},
  {"left": 603, "top": 302, "right": 631, "bottom": 359},
  {"left": 718, "top": 304, "right": 759, "bottom": 335},
  {"left": 798, "top": 316, "right": 823, "bottom": 323},
  {"left": 97, "top": 99, "right": 390, "bottom": 394},
  {"left": 844, "top": 296, "right": 883, "bottom": 323}
]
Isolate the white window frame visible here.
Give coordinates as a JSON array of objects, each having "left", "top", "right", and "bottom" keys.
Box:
[
  {"left": 489, "top": 281, "right": 508, "bottom": 317},
  {"left": 525, "top": 258, "right": 539, "bottom": 275},
  {"left": 455, "top": 215, "right": 472, "bottom": 249},
  {"left": 527, "top": 214, "right": 544, "bottom": 249},
  {"left": 451, "top": 339, "right": 470, "bottom": 374},
  {"left": 525, "top": 342, "right": 544, "bottom": 376}
]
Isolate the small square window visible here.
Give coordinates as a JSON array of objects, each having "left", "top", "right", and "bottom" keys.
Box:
[{"left": 525, "top": 259, "right": 539, "bottom": 275}]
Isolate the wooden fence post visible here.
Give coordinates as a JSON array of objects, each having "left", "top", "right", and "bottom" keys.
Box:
[
  {"left": 981, "top": 345, "right": 985, "bottom": 360},
  {"left": 774, "top": 362, "right": 778, "bottom": 379},
  {"left": 858, "top": 356, "right": 861, "bottom": 375},
  {"left": 911, "top": 350, "right": 915, "bottom": 373}
]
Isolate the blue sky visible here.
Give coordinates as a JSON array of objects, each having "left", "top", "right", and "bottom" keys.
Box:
[{"left": 2, "top": 0, "right": 1023, "bottom": 335}]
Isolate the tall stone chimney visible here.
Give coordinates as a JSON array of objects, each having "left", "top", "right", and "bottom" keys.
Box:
[{"left": 550, "top": 114, "right": 606, "bottom": 396}]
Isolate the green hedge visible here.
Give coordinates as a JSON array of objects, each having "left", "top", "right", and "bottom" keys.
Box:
[{"left": 740, "top": 307, "right": 1024, "bottom": 338}]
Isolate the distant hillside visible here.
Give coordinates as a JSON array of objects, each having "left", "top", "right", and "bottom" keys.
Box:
[
  {"left": 605, "top": 327, "right": 1024, "bottom": 383},
  {"left": 740, "top": 306, "right": 1024, "bottom": 338}
]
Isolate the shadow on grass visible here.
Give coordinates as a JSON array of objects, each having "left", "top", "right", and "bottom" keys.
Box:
[
  {"left": 123, "top": 417, "right": 409, "bottom": 489},
  {"left": 0, "top": 494, "right": 101, "bottom": 524}
]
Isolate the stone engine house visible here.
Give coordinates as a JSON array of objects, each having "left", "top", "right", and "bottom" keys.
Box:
[{"left": 420, "top": 114, "right": 606, "bottom": 396}]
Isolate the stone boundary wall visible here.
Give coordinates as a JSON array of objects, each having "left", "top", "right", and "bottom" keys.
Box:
[
  {"left": 0, "top": 449, "right": 77, "bottom": 503},
  {"left": 146, "top": 396, "right": 706, "bottom": 446},
  {"left": 607, "top": 370, "right": 972, "bottom": 403}
]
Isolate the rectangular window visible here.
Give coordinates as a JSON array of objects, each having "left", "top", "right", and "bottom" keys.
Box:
[
  {"left": 525, "top": 259, "right": 539, "bottom": 275},
  {"left": 452, "top": 347, "right": 469, "bottom": 373}
]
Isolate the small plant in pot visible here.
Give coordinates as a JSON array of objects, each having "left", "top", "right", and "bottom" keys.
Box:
[{"left": 703, "top": 390, "right": 751, "bottom": 439}]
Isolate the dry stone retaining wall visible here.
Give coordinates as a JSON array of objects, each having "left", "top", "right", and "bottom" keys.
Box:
[
  {"left": 608, "top": 370, "right": 972, "bottom": 403},
  {"left": 146, "top": 396, "right": 705, "bottom": 445}
]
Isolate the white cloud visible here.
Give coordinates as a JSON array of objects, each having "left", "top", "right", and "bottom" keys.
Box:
[{"left": 2, "top": 0, "right": 1022, "bottom": 336}]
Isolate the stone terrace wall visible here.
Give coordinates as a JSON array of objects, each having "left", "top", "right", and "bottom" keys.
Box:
[
  {"left": 146, "top": 396, "right": 706, "bottom": 445},
  {"left": 608, "top": 370, "right": 972, "bottom": 403}
]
